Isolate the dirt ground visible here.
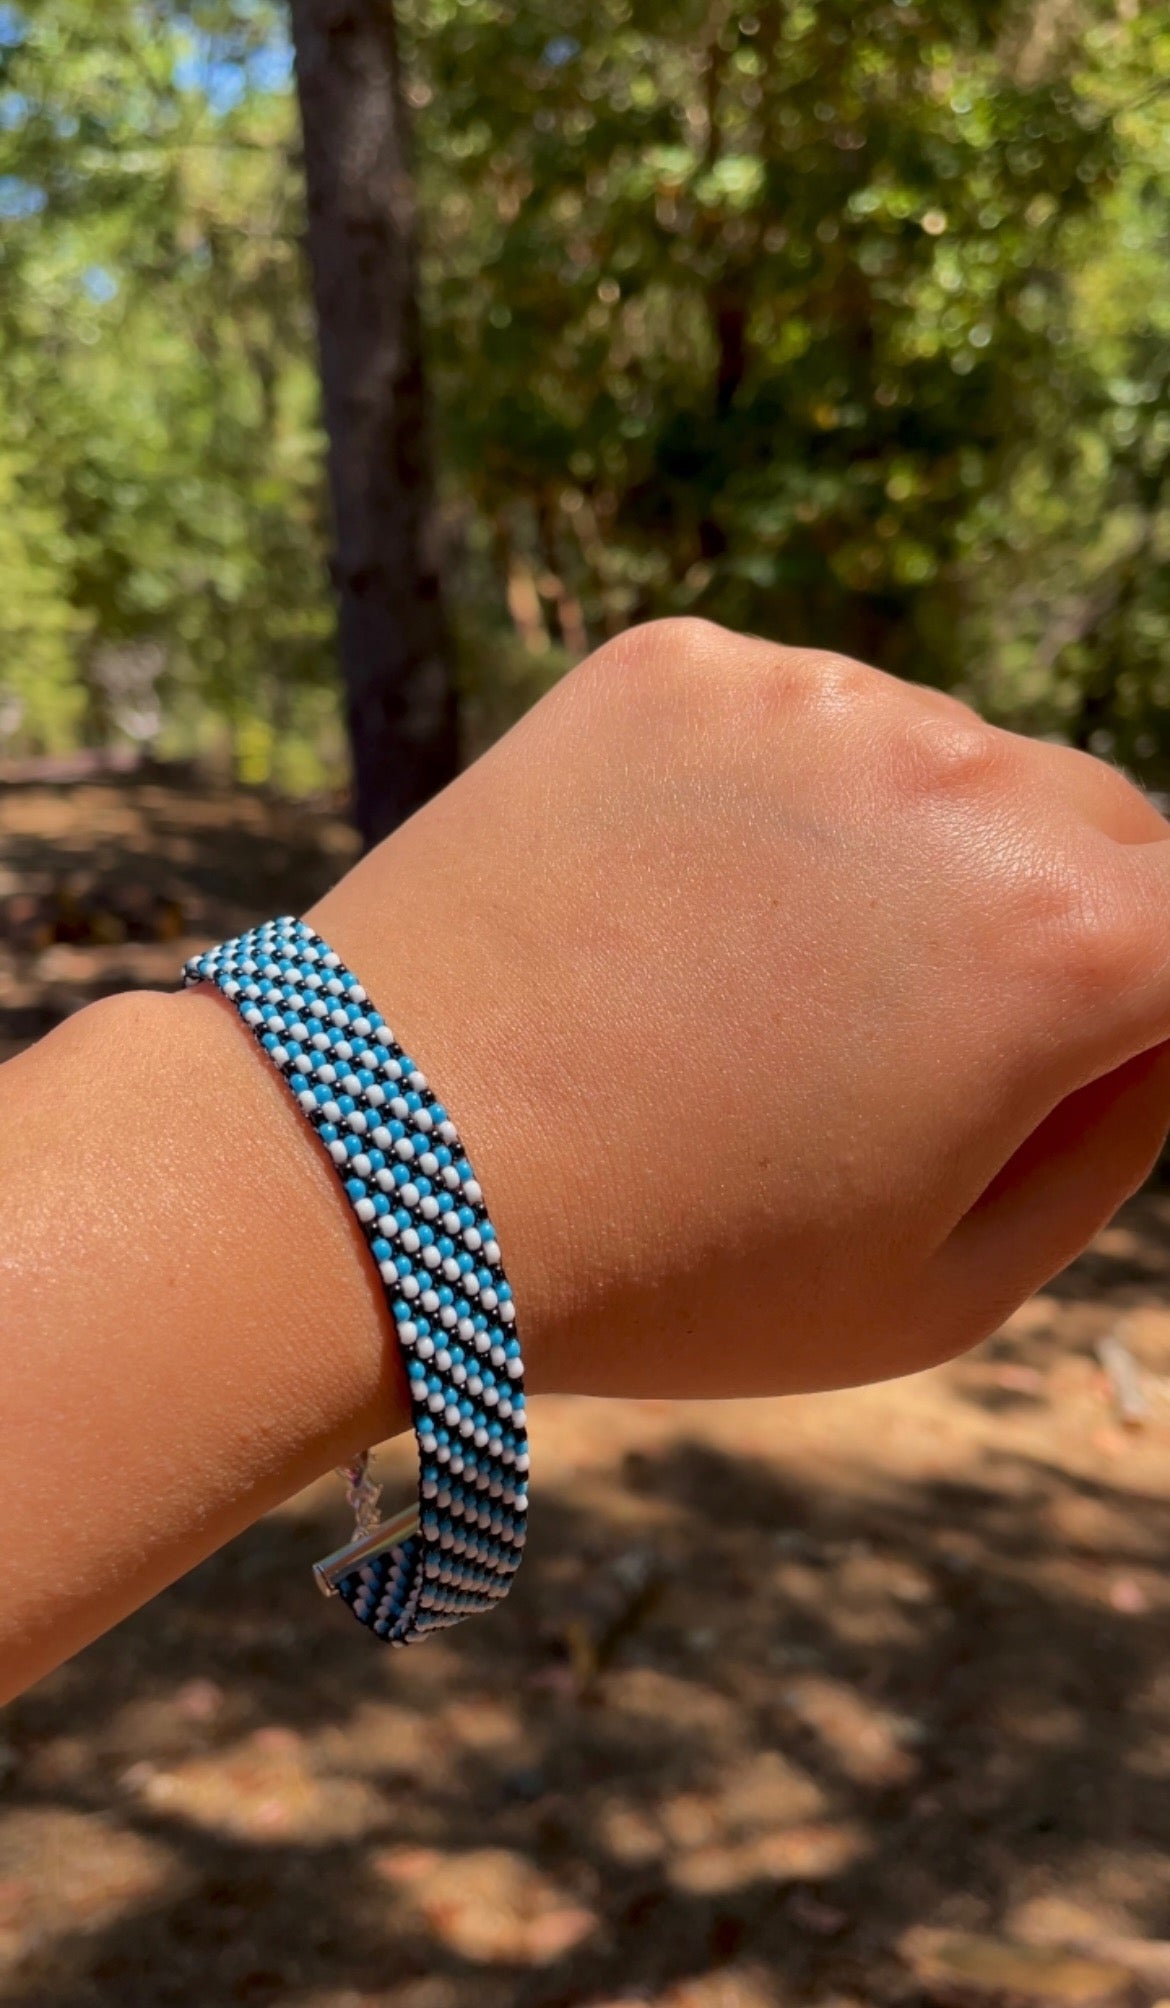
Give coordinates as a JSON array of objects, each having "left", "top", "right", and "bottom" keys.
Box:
[{"left": 4, "top": 766, "right": 1170, "bottom": 2008}]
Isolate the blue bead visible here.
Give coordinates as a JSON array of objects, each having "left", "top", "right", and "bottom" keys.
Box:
[
  {"left": 438, "top": 1286, "right": 454, "bottom": 1306},
  {"left": 456, "top": 1159, "right": 473, "bottom": 1181},
  {"left": 418, "top": 1225, "right": 435, "bottom": 1246},
  {"left": 345, "top": 1177, "right": 366, "bottom": 1201},
  {"left": 338, "top": 1095, "right": 356, "bottom": 1117},
  {"left": 408, "top": 1360, "right": 426, "bottom": 1382},
  {"left": 373, "top": 1193, "right": 390, "bottom": 1216},
  {"left": 406, "top": 1092, "right": 422, "bottom": 1112},
  {"left": 477, "top": 1267, "right": 493, "bottom": 1289},
  {"left": 473, "top": 1313, "right": 488, "bottom": 1332},
  {"left": 389, "top": 1121, "right": 406, "bottom": 1141},
  {"left": 358, "top": 1068, "right": 376, "bottom": 1089},
  {"left": 290, "top": 1073, "right": 309, "bottom": 1096},
  {"left": 261, "top": 1032, "right": 279, "bottom": 1051},
  {"left": 314, "top": 1084, "right": 331, "bottom": 1105},
  {"left": 392, "top": 1165, "right": 409, "bottom": 1186},
  {"left": 372, "top": 1237, "right": 392, "bottom": 1262},
  {"left": 395, "top": 1254, "right": 412, "bottom": 1277},
  {"left": 429, "top": 1103, "right": 447, "bottom": 1124},
  {"left": 458, "top": 1254, "right": 473, "bottom": 1274},
  {"left": 319, "top": 1123, "right": 339, "bottom": 1144},
  {"left": 426, "top": 1375, "right": 442, "bottom": 1395},
  {"left": 367, "top": 1148, "right": 386, "bottom": 1171},
  {"left": 344, "top": 1135, "right": 363, "bottom": 1157},
  {"left": 415, "top": 1178, "right": 433, "bottom": 1198},
  {"left": 395, "top": 1304, "right": 411, "bottom": 1324},
  {"left": 497, "top": 1282, "right": 513, "bottom": 1302},
  {"left": 435, "top": 1147, "right": 452, "bottom": 1168},
  {"left": 395, "top": 1208, "right": 412, "bottom": 1230}
]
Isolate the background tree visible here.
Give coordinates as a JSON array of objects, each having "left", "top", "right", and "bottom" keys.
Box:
[
  {"left": 2, "top": 1, "right": 1170, "bottom": 798},
  {"left": 289, "top": 0, "right": 456, "bottom": 847}
]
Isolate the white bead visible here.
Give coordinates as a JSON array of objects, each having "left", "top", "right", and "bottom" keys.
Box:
[
  {"left": 394, "top": 1139, "right": 414, "bottom": 1160},
  {"left": 415, "top": 1109, "right": 434, "bottom": 1131},
  {"left": 499, "top": 1301, "right": 516, "bottom": 1323},
  {"left": 422, "top": 1248, "right": 441, "bottom": 1270},
  {"left": 427, "top": 1392, "right": 445, "bottom": 1413},
  {"left": 347, "top": 1114, "right": 368, "bottom": 1137},
  {"left": 441, "top": 1167, "right": 460, "bottom": 1190},
  {"left": 419, "top": 1153, "right": 439, "bottom": 1177},
  {"left": 271, "top": 1045, "right": 289, "bottom": 1067},
  {"left": 375, "top": 1168, "right": 396, "bottom": 1191},
  {"left": 467, "top": 1374, "right": 482, "bottom": 1397},
  {"left": 416, "top": 1336, "right": 435, "bottom": 1360},
  {"left": 444, "top": 1404, "right": 460, "bottom": 1427},
  {"left": 297, "top": 1090, "right": 317, "bottom": 1113},
  {"left": 452, "top": 1363, "right": 467, "bottom": 1386},
  {"left": 420, "top": 1198, "right": 440, "bottom": 1220},
  {"left": 378, "top": 1260, "right": 397, "bottom": 1283},
  {"left": 244, "top": 1007, "right": 263, "bottom": 1027},
  {"left": 490, "top": 1345, "right": 505, "bottom": 1368},
  {"left": 401, "top": 1184, "right": 420, "bottom": 1207},
  {"left": 372, "top": 1128, "right": 393, "bottom": 1152},
  {"left": 463, "top": 1180, "right": 483, "bottom": 1205},
  {"left": 439, "top": 1307, "right": 457, "bottom": 1329},
  {"left": 498, "top": 1399, "right": 513, "bottom": 1420},
  {"left": 398, "top": 1321, "right": 417, "bottom": 1344},
  {"left": 443, "top": 1211, "right": 461, "bottom": 1234},
  {"left": 483, "top": 1241, "right": 501, "bottom": 1265},
  {"left": 355, "top": 1198, "right": 375, "bottom": 1223},
  {"left": 401, "top": 1276, "right": 420, "bottom": 1299},
  {"left": 474, "top": 1427, "right": 489, "bottom": 1448},
  {"left": 335, "top": 1042, "right": 354, "bottom": 1062},
  {"left": 366, "top": 1084, "right": 386, "bottom": 1108},
  {"left": 342, "top": 1074, "right": 362, "bottom": 1097},
  {"left": 322, "top": 1100, "right": 341, "bottom": 1124},
  {"left": 465, "top": 1275, "right": 480, "bottom": 1297},
  {"left": 458, "top": 1319, "right": 476, "bottom": 1344},
  {"left": 421, "top": 1290, "right": 439, "bottom": 1314},
  {"left": 480, "top": 1289, "right": 498, "bottom": 1312},
  {"left": 507, "top": 1357, "right": 524, "bottom": 1379},
  {"left": 401, "top": 1229, "right": 420, "bottom": 1255},
  {"left": 463, "top": 1228, "right": 482, "bottom": 1252},
  {"left": 352, "top": 1152, "right": 372, "bottom": 1177},
  {"left": 329, "top": 1141, "right": 348, "bottom": 1165}
]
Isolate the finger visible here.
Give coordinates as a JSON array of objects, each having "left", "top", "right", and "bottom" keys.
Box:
[
  {"left": 926, "top": 1039, "right": 1170, "bottom": 1352},
  {"left": 1024, "top": 741, "right": 1170, "bottom": 846}
]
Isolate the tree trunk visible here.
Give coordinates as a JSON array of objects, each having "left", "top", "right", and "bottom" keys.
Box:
[{"left": 289, "top": 0, "right": 456, "bottom": 848}]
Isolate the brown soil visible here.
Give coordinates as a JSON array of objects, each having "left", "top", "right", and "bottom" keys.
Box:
[{"left": 3, "top": 768, "right": 1170, "bottom": 2008}]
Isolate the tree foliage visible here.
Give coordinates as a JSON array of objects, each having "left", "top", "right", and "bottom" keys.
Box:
[{"left": 1, "top": 0, "right": 1169, "bottom": 783}]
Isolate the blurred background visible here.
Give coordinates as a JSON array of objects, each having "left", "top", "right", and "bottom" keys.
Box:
[{"left": 6, "top": 3, "right": 1170, "bottom": 2006}]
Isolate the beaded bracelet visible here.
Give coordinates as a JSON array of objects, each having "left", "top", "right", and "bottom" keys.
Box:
[{"left": 181, "top": 916, "right": 528, "bottom": 1646}]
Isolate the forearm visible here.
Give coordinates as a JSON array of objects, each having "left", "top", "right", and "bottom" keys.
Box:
[{"left": 0, "top": 983, "right": 416, "bottom": 1703}]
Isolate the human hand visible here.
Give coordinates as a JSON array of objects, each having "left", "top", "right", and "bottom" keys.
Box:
[{"left": 311, "top": 618, "right": 1170, "bottom": 1402}]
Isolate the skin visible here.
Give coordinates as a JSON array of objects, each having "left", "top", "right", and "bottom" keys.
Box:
[{"left": 4, "top": 617, "right": 1170, "bottom": 1704}]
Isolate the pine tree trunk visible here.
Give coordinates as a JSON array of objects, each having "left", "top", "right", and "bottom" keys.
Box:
[{"left": 289, "top": 0, "right": 456, "bottom": 848}]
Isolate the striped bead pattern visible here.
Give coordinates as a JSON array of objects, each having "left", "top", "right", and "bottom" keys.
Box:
[{"left": 182, "top": 916, "right": 528, "bottom": 1646}]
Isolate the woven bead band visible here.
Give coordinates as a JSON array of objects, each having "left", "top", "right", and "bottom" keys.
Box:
[{"left": 181, "top": 916, "right": 528, "bottom": 1646}]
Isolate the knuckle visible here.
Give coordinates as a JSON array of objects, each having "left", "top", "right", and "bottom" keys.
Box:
[
  {"left": 889, "top": 706, "right": 1008, "bottom": 803},
  {"left": 1038, "top": 862, "right": 1148, "bottom": 1004},
  {"left": 785, "top": 647, "right": 879, "bottom": 713}
]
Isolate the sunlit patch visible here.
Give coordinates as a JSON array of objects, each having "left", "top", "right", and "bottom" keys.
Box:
[
  {"left": 121, "top": 1725, "right": 385, "bottom": 1844},
  {"left": 0, "top": 1808, "right": 180, "bottom": 1978},
  {"left": 369, "top": 1845, "right": 597, "bottom": 1966}
]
